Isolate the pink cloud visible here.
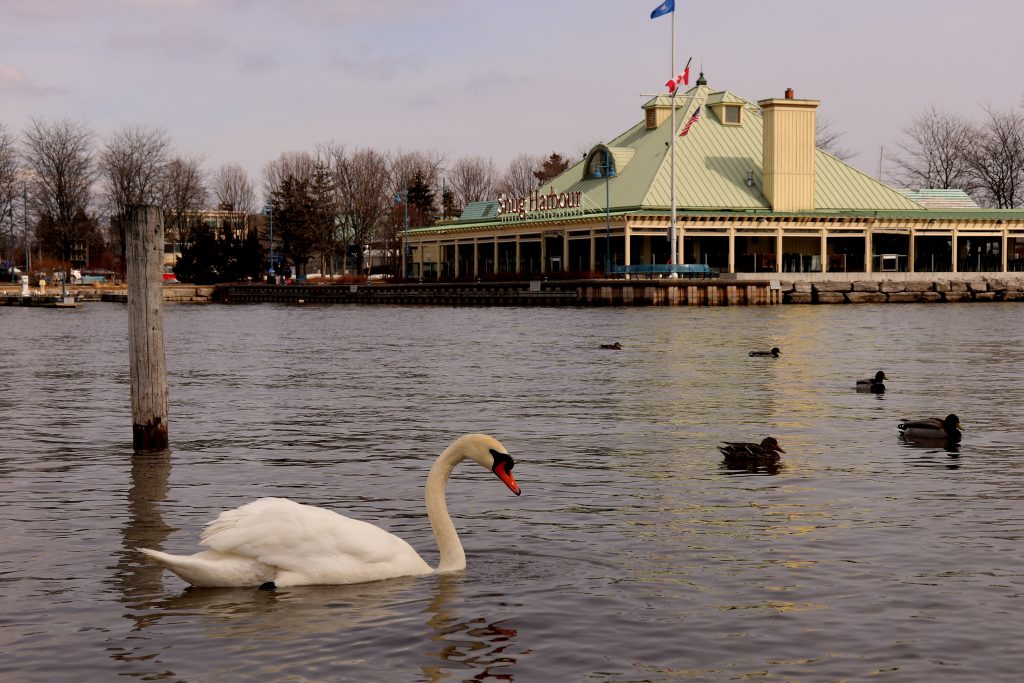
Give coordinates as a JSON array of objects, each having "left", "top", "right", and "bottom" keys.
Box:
[{"left": 0, "top": 64, "right": 67, "bottom": 97}]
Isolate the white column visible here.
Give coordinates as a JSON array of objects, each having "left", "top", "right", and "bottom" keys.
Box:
[
  {"left": 775, "top": 230, "right": 783, "bottom": 273},
  {"left": 820, "top": 229, "right": 827, "bottom": 273}
]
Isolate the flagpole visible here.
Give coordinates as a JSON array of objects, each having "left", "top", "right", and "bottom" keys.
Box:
[{"left": 669, "top": 8, "right": 677, "bottom": 271}]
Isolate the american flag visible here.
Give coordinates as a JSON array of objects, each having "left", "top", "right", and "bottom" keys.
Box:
[{"left": 679, "top": 105, "right": 701, "bottom": 137}]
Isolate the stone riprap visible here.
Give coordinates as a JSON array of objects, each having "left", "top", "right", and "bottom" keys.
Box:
[{"left": 780, "top": 277, "right": 1024, "bottom": 304}]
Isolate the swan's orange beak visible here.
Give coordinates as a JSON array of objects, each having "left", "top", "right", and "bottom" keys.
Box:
[{"left": 494, "top": 460, "right": 521, "bottom": 496}]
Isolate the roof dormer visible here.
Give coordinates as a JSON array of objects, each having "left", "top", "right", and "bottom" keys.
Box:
[{"left": 704, "top": 92, "right": 748, "bottom": 127}]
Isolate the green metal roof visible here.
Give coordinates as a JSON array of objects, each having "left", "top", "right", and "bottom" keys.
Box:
[
  {"left": 528, "top": 83, "right": 923, "bottom": 215},
  {"left": 896, "top": 188, "right": 979, "bottom": 208},
  {"left": 430, "top": 81, "right": 1024, "bottom": 233},
  {"left": 459, "top": 200, "right": 500, "bottom": 220}
]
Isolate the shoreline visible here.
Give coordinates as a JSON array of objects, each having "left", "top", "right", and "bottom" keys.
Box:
[{"left": 3, "top": 274, "right": 1022, "bottom": 306}]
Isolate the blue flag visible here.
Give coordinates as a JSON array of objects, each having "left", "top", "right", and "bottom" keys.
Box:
[{"left": 650, "top": 0, "right": 675, "bottom": 19}]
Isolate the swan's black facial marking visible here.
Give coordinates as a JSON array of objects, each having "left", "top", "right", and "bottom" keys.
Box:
[
  {"left": 259, "top": 581, "right": 276, "bottom": 591},
  {"left": 489, "top": 448, "right": 515, "bottom": 472},
  {"left": 490, "top": 448, "right": 520, "bottom": 495}
]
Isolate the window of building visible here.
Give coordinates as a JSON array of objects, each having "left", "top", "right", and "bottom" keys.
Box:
[
  {"left": 723, "top": 105, "right": 742, "bottom": 125},
  {"left": 587, "top": 150, "right": 616, "bottom": 179}
]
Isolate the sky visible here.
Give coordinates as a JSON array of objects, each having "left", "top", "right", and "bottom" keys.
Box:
[{"left": 2, "top": 0, "right": 1022, "bottom": 197}]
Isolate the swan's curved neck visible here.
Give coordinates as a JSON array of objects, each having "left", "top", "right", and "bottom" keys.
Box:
[{"left": 426, "top": 444, "right": 466, "bottom": 573}]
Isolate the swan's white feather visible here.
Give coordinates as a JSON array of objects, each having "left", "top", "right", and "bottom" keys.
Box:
[
  {"left": 139, "top": 433, "right": 516, "bottom": 588},
  {"left": 148, "top": 497, "right": 432, "bottom": 587}
]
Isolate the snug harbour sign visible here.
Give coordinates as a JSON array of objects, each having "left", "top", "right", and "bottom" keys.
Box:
[{"left": 498, "top": 189, "right": 584, "bottom": 221}]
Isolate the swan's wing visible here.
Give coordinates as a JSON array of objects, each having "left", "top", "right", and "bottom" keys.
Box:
[{"left": 199, "top": 497, "right": 423, "bottom": 574}]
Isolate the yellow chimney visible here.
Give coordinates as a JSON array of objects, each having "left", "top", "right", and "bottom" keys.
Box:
[{"left": 758, "top": 89, "right": 819, "bottom": 212}]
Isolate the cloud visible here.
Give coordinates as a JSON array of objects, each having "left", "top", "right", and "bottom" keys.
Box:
[
  {"left": 283, "top": 0, "right": 458, "bottom": 22},
  {"left": 0, "top": 0, "right": 454, "bottom": 23},
  {"left": 460, "top": 70, "right": 525, "bottom": 94},
  {"left": 237, "top": 49, "right": 280, "bottom": 74},
  {"left": 0, "top": 64, "right": 68, "bottom": 97},
  {"left": 105, "top": 24, "right": 223, "bottom": 58},
  {"left": 0, "top": 0, "right": 218, "bottom": 20},
  {"left": 330, "top": 49, "right": 414, "bottom": 83}
]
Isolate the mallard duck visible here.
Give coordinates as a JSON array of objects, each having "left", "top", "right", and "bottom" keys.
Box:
[
  {"left": 719, "top": 437, "right": 785, "bottom": 468},
  {"left": 749, "top": 347, "right": 780, "bottom": 357},
  {"left": 600, "top": 342, "right": 622, "bottom": 350},
  {"left": 856, "top": 370, "right": 887, "bottom": 393},
  {"left": 898, "top": 414, "right": 962, "bottom": 443}
]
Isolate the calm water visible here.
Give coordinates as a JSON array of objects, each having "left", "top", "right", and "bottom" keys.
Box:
[{"left": 1, "top": 301, "right": 1023, "bottom": 682}]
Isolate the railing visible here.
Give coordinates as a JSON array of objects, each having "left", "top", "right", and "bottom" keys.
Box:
[{"left": 612, "top": 264, "right": 718, "bottom": 278}]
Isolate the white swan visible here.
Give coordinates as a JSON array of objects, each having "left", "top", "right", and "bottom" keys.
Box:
[{"left": 139, "top": 433, "right": 521, "bottom": 588}]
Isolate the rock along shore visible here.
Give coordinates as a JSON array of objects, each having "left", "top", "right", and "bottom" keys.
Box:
[{"left": 780, "top": 277, "right": 1024, "bottom": 304}]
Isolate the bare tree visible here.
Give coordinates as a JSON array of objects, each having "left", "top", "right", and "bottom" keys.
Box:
[
  {"left": 0, "top": 123, "right": 18, "bottom": 253},
  {"left": 496, "top": 153, "right": 542, "bottom": 198},
  {"left": 262, "top": 150, "right": 315, "bottom": 199},
  {"left": 211, "top": 163, "right": 256, "bottom": 214},
  {"left": 22, "top": 118, "right": 97, "bottom": 267},
  {"left": 98, "top": 124, "right": 170, "bottom": 264},
  {"left": 446, "top": 156, "right": 498, "bottom": 208},
  {"left": 963, "top": 106, "right": 1024, "bottom": 208},
  {"left": 309, "top": 151, "right": 341, "bottom": 277},
  {"left": 816, "top": 117, "right": 854, "bottom": 161},
  {"left": 389, "top": 149, "right": 446, "bottom": 202},
  {"left": 100, "top": 124, "right": 170, "bottom": 214},
  {"left": 893, "top": 105, "right": 974, "bottom": 191},
  {"left": 161, "top": 154, "right": 207, "bottom": 251},
  {"left": 333, "top": 147, "right": 390, "bottom": 273}
]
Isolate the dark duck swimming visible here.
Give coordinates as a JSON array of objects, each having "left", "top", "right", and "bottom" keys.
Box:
[
  {"left": 719, "top": 437, "right": 786, "bottom": 469},
  {"left": 749, "top": 347, "right": 780, "bottom": 357},
  {"left": 898, "top": 414, "right": 962, "bottom": 443},
  {"left": 856, "top": 370, "right": 887, "bottom": 393}
]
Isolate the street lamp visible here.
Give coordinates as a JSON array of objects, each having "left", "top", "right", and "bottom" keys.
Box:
[
  {"left": 23, "top": 182, "right": 29, "bottom": 278},
  {"left": 261, "top": 199, "right": 274, "bottom": 281},
  {"left": 394, "top": 183, "right": 409, "bottom": 278},
  {"left": 592, "top": 151, "right": 616, "bottom": 274}
]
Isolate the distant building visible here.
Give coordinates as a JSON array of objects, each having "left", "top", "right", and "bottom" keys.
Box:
[{"left": 405, "top": 75, "right": 1024, "bottom": 278}]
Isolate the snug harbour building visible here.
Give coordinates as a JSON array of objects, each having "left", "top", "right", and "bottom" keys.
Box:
[{"left": 404, "top": 75, "right": 1024, "bottom": 281}]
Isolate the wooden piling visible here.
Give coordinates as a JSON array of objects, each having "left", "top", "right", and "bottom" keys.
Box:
[{"left": 125, "top": 205, "right": 169, "bottom": 451}]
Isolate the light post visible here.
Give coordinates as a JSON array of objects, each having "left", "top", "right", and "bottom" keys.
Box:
[
  {"left": 23, "top": 182, "right": 29, "bottom": 277},
  {"left": 593, "top": 150, "right": 616, "bottom": 274},
  {"left": 262, "top": 199, "right": 274, "bottom": 281},
  {"left": 395, "top": 183, "right": 409, "bottom": 278}
]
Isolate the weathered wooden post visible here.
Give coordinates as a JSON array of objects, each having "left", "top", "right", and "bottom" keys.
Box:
[{"left": 125, "top": 205, "right": 169, "bottom": 450}]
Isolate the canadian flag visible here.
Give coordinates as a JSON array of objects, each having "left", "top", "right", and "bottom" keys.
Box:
[{"left": 666, "top": 66, "right": 690, "bottom": 94}]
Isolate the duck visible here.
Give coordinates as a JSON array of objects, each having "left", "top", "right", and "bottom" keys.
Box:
[
  {"left": 719, "top": 437, "right": 785, "bottom": 468},
  {"left": 600, "top": 342, "right": 622, "bottom": 350},
  {"left": 139, "top": 434, "right": 521, "bottom": 588},
  {"left": 856, "top": 370, "right": 887, "bottom": 393},
  {"left": 749, "top": 347, "right": 781, "bottom": 357},
  {"left": 898, "top": 414, "right": 962, "bottom": 443}
]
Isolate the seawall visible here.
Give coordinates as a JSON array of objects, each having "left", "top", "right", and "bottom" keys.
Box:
[{"left": 776, "top": 277, "right": 1024, "bottom": 304}]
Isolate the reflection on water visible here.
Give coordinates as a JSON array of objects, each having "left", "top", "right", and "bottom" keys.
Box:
[
  {"left": 3, "top": 303, "right": 1024, "bottom": 681},
  {"left": 421, "top": 574, "right": 520, "bottom": 683}
]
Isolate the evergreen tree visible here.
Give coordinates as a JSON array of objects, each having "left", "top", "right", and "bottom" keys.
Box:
[
  {"left": 406, "top": 171, "right": 436, "bottom": 227},
  {"left": 270, "top": 174, "right": 317, "bottom": 275},
  {"left": 441, "top": 187, "right": 459, "bottom": 220},
  {"left": 533, "top": 152, "right": 571, "bottom": 185},
  {"left": 174, "top": 223, "right": 222, "bottom": 284}
]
